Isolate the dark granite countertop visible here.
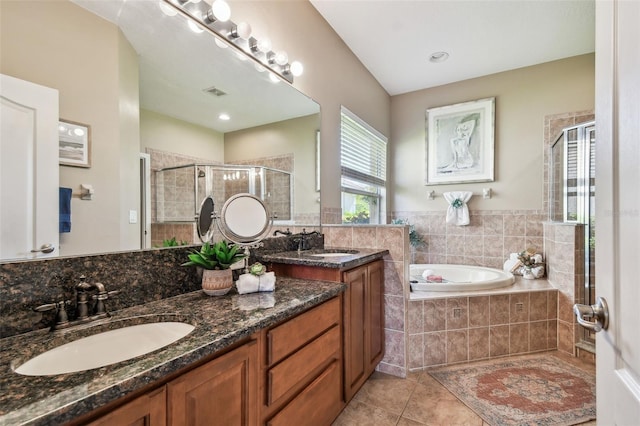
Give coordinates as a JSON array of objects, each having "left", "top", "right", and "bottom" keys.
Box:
[
  {"left": 256, "top": 247, "right": 388, "bottom": 270},
  {"left": 0, "top": 278, "right": 345, "bottom": 425}
]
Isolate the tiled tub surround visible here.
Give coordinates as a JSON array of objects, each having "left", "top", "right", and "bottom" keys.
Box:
[
  {"left": 408, "top": 280, "right": 558, "bottom": 370},
  {"left": 0, "top": 278, "right": 345, "bottom": 425},
  {"left": 391, "top": 210, "right": 547, "bottom": 269}
]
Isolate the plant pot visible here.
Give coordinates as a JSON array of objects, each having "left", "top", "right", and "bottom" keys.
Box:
[{"left": 201, "top": 269, "right": 233, "bottom": 296}]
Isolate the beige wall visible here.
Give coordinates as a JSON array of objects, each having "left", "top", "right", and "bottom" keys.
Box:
[
  {"left": 140, "top": 109, "right": 225, "bottom": 162},
  {"left": 0, "top": 1, "right": 140, "bottom": 256},
  {"left": 229, "top": 1, "right": 391, "bottom": 215},
  {"left": 225, "top": 114, "right": 320, "bottom": 218},
  {"left": 390, "top": 54, "right": 595, "bottom": 213}
]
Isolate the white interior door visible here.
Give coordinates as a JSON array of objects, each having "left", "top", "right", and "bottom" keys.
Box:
[
  {"left": 594, "top": 0, "right": 640, "bottom": 423},
  {"left": 0, "top": 74, "right": 59, "bottom": 260}
]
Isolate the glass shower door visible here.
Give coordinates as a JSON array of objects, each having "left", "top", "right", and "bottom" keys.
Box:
[{"left": 550, "top": 121, "right": 596, "bottom": 344}]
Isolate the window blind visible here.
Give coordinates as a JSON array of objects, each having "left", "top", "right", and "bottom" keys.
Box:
[{"left": 340, "top": 107, "right": 387, "bottom": 187}]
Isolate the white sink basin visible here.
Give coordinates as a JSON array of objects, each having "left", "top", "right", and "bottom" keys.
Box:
[
  {"left": 309, "top": 252, "right": 355, "bottom": 257},
  {"left": 15, "top": 322, "right": 195, "bottom": 376}
]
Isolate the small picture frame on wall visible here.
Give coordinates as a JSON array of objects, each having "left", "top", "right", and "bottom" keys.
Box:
[
  {"left": 425, "top": 97, "right": 495, "bottom": 185},
  {"left": 59, "top": 119, "right": 91, "bottom": 168},
  {"left": 316, "top": 130, "right": 321, "bottom": 192}
]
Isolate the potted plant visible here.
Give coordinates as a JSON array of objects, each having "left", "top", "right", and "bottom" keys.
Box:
[{"left": 183, "top": 240, "right": 246, "bottom": 296}]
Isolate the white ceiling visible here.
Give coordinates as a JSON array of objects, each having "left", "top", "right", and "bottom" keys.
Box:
[{"left": 310, "top": 0, "right": 595, "bottom": 96}]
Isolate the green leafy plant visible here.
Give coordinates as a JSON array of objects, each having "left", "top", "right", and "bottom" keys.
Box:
[
  {"left": 162, "top": 237, "right": 189, "bottom": 247},
  {"left": 391, "top": 218, "right": 425, "bottom": 248},
  {"left": 182, "top": 241, "right": 246, "bottom": 270}
]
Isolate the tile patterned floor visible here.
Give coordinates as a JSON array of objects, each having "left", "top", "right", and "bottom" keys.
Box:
[{"left": 333, "top": 351, "right": 596, "bottom": 426}]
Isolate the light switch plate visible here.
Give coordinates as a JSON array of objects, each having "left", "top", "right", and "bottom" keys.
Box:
[{"left": 129, "top": 210, "right": 138, "bottom": 224}]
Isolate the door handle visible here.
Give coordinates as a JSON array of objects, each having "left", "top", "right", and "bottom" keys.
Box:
[
  {"left": 30, "top": 243, "right": 55, "bottom": 254},
  {"left": 573, "top": 296, "right": 609, "bottom": 332}
]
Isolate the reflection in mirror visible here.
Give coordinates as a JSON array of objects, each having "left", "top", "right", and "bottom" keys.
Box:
[
  {"left": 217, "top": 194, "right": 272, "bottom": 244},
  {"left": 196, "top": 196, "right": 215, "bottom": 243},
  {"left": 0, "top": 0, "right": 320, "bottom": 262}
]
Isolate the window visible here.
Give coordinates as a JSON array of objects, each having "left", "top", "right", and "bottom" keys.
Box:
[{"left": 340, "top": 107, "right": 387, "bottom": 224}]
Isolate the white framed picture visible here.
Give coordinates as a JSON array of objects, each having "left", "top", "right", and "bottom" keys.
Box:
[
  {"left": 59, "top": 119, "right": 91, "bottom": 168},
  {"left": 425, "top": 97, "right": 495, "bottom": 184}
]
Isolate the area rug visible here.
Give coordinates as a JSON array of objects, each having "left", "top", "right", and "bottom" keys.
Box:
[{"left": 428, "top": 355, "right": 596, "bottom": 426}]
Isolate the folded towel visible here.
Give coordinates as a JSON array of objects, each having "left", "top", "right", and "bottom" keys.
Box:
[
  {"left": 236, "top": 272, "right": 276, "bottom": 294},
  {"left": 443, "top": 191, "right": 472, "bottom": 226},
  {"left": 532, "top": 254, "right": 543, "bottom": 264},
  {"left": 503, "top": 258, "right": 522, "bottom": 273},
  {"left": 421, "top": 269, "right": 435, "bottom": 279},
  {"left": 235, "top": 293, "right": 276, "bottom": 310},
  {"left": 59, "top": 187, "right": 72, "bottom": 233},
  {"left": 427, "top": 275, "right": 443, "bottom": 283},
  {"left": 509, "top": 253, "right": 519, "bottom": 261}
]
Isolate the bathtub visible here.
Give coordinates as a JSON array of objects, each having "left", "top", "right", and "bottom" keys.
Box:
[{"left": 410, "top": 264, "right": 515, "bottom": 292}]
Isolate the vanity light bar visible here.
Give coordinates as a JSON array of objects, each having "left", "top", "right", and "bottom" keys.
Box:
[{"left": 163, "top": 0, "right": 299, "bottom": 84}]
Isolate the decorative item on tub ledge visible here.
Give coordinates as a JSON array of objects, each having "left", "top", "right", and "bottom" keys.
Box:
[
  {"left": 182, "top": 240, "right": 246, "bottom": 296},
  {"left": 443, "top": 191, "right": 472, "bottom": 225},
  {"left": 503, "top": 248, "right": 545, "bottom": 279},
  {"left": 236, "top": 262, "right": 276, "bottom": 294}
]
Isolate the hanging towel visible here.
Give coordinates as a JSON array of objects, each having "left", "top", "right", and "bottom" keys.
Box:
[
  {"left": 59, "top": 187, "right": 72, "bottom": 233},
  {"left": 443, "top": 191, "right": 472, "bottom": 226}
]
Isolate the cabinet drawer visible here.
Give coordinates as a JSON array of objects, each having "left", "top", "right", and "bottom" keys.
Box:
[
  {"left": 267, "top": 325, "right": 340, "bottom": 406},
  {"left": 267, "top": 297, "right": 340, "bottom": 365},
  {"left": 267, "top": 359, "right": 341, "bottom": 426}
]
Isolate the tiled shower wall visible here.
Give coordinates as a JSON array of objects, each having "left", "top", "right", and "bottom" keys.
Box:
[
  {"left": 323, "top": 225, "right": 410, "bottom": 378},
  {"left": 544, "top": 222, "right": 584, "bottom": 356}
]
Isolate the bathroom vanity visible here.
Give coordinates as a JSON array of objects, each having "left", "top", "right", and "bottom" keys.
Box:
[
  {"left": 258, "top": 248, "right": 387, "bottom": 402},
  {"left": 0, "top": 278, "right": 345, "bottom": 425}
]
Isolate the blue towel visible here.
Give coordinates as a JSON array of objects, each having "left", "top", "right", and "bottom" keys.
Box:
[{"left": 59, "top": 187, "right": 72, "bottom": 233}]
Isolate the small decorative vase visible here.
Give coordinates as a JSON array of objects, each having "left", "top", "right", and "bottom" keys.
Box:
[
  {"left": 201, "top": 269, "right": 233, "bottom": 296},
  {"left": 522, "top": 268, "right": 536, "bottom": 280}
]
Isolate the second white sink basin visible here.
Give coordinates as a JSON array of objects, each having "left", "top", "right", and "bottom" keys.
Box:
[{"left": 15, "top": 322, "right": 195, "bottom": 376}]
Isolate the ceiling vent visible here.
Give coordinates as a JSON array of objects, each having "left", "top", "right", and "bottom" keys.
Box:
[{"left": 203, "top": 86, "right": 227, "bottom": 97}]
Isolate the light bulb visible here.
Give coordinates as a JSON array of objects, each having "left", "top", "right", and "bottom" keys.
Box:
[
  {"left": 210, "top": 0, "right": 231, "bottom": 22},
  {"left": 274, "top": 51, "right": 288, "bottom": 66},
  {"left": 256, "top": 38, "right": 272, "bottom": 53},
  {"left": 234, "top": 22, "right": 252, "bottom": 39},
  {"left": 214, "top": 36, "right": 228, "bottom": 49},
  {"left": 218, "top": 113, "right": 230, "bottom": 121},
  {"left": 187, "top": 12, "right": 204, "bottom": 33},
  {"left": 73, "top": 128, "right": 85, "bottom": 137},
  {"left": 269, "top": 72, "right": 280, "bottom": 83},
  {"left": 159, "top": 0, "right": 177, "bottom": 16},
  {"left": 290, "top": 61, "right": 304, "bottom": 77}
]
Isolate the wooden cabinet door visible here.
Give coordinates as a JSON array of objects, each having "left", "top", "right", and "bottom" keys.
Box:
[
  {"left": 343, "top": 265, "right": 367, "bottom": 402},
  {"left": 343, "top": 260, "right": 385, "bottom": 402},
  {"left": 167, "top": 340, "right": 258, "bottom": 426},
  {"left": 87, "top": 387, "right": 166, "bottom": 426},
  {"left": 366, "top": 260, "right": 385, "bottom": 372}
]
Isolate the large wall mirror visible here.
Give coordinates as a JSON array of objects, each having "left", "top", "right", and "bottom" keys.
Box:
[{"left": 0, "top": 0, "right": 320, "bottom": 262}]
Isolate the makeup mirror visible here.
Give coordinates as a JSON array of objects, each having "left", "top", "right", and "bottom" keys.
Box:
[{"left": 215, "top": 194, "right": 273, "bottom": 245}]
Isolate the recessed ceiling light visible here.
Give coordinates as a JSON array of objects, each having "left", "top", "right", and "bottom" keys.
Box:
[
  {"left": 218, "top": 113, "right": 230, "bottom": 121},
  {"left": 429, "top": 51, "right": 449, "bottom": 63}
]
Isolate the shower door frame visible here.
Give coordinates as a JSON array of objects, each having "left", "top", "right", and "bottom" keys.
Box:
[{"left": 552, "top": 120, "right": 596, "bottom": 344}]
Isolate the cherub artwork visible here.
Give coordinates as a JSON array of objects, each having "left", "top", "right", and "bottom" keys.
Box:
[{"left": 425, "top": 97, "right": 495, "bottom": 184}]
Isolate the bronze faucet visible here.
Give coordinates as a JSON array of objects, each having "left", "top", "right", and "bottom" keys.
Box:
[{"left": 34, "top": 275, "right": 117, "bottom": 330}]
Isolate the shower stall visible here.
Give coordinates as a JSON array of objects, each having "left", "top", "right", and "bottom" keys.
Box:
[
  {"left": 550, "top": 121, "right": 596, "bottom": 345},
  {"left": 152, "top": 164, "right": 292, "bottom": 245}
]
